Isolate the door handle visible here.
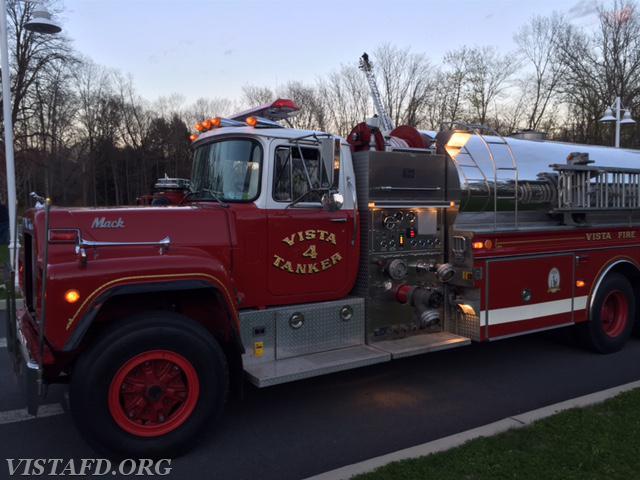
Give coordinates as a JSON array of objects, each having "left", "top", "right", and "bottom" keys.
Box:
[{"left": 330, "top": 218, "right": 347, "bottom": 223}]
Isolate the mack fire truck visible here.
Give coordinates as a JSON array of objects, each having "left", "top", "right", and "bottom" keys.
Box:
[{"left": 7, "top": 93, "right": 640, "bottom": 456}]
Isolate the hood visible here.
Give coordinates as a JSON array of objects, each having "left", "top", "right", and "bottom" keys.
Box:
[{"left": 27, "top": 204, "right": 232, "bottom": 257}]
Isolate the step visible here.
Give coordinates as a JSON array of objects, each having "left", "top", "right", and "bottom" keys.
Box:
[
  {"left": 371, "top": 331, "right": 470, "bottom": 359},
  {"left": 244, "top": 345, "right": 391, "bottom": 388}
]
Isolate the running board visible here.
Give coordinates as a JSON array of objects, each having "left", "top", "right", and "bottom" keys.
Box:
[
  {"left": 372, "top": 331, "right": 470, "bottom": 359},
  {"left": 244, "top": 345, "right": 390, "bottom": 388}
]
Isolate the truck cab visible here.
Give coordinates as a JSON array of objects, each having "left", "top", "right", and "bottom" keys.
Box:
[
  {"left": 187, "top": 125, "right": 359, "bottom": 308},
  {"left": 7, "top": 99, "right": 469, "bottom": 457}
]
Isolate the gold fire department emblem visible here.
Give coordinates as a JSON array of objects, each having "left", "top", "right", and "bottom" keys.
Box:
[{"left": 547, "top": 267, "right": 561, "bottom": 293}]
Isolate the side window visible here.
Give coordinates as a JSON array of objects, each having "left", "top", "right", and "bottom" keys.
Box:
[{"left": 273, "top": 146, "right": 329, "bottom": 202}]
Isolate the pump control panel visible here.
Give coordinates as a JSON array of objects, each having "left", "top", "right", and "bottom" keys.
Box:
[{"left": 372, "top": 208, "right": 441, "bottom": 253}]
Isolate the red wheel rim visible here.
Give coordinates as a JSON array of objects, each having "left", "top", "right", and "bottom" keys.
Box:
[
  {"left": 108, "top": 350, "right": 200, "bottom": 437},
  {"left": 600, "top": 290, "right": 629, "bottom": 338}
]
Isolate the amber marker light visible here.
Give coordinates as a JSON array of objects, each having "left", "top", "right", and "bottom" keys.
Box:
[
  {"left": 189, "top": 134, "right": 199, "bottom": 142},
  {"left": 576, "top": 280, "right": 586, "bottom": 288},
  {"left": 202, "top": 119, "right": 212, "bottom": 130},
  {"left": 246, "top": 116, "right": 258, "bottom": 127},
  {"left": 211, "top": 117, "right": 222, "bottom": 128},
  {"left": 472, "top": 241, "right": 484, "bottom": 249},
  {"left": 65, "top": 289, "right": 80, "bottom": 304},
  {"left": 194, "top": 122, "right": 205, "bottom": 132}
]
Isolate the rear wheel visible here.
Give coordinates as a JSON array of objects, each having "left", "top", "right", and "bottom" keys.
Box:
[
  {"left": 70, "top": 312, "right": 228, "bottom": 457},
  {"left": 580, "top": 273, "right": 634, "bottom": 353}
]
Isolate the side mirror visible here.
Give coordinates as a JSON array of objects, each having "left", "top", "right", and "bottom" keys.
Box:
[
  {"left": 321, "top": 192, "right": 344, "bottom": 212},
  {"left": 320, "top": 137, "right": 341, "bottom": 189}
]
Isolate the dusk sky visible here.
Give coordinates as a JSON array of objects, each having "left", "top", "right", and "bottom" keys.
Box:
[{"left": 61, "top": 0, "right": 600, "bottom": 103}]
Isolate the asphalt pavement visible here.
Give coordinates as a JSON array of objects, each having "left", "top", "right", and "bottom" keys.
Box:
[{"left": 2, "top": 312, "right": 640, "bottom": 480}]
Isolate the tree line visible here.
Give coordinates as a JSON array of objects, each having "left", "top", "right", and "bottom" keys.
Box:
[{"left": 1, "top": 0, "right": 639, "bottom": 208}]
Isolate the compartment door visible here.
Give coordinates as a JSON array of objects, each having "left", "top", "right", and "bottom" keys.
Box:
[{"left": 485, "top": 254, "right": 575, "bottom": 339}]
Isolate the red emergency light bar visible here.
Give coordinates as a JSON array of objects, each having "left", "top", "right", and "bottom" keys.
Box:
[{"left": 230, "top": 98, "right": 300, "bottom": 122}]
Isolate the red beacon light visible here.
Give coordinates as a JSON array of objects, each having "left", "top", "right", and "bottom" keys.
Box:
[
  {"left": 269, "top": 99, "right": 299, "bottom": 116},
  {"left": 230, "top": 98, "right": 300, "bottom": 123}
]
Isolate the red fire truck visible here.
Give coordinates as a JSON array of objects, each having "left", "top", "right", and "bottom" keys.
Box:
[{"left": 6, "top": 96, "right": 640, "bottom": 456}]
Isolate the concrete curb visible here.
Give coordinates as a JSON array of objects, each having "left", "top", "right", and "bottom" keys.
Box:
[{"left": 304, "top": 380, "right": 640, "bottom": 480}]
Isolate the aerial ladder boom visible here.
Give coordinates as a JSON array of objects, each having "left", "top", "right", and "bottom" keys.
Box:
[{"left": 359, "top": 53, "right": 394, "bottom": 132}]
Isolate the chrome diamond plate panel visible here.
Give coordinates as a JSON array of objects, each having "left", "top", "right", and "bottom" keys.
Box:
[
  {"left": 275, "top": 297, "right": 365, "bottom": 360},
  {"left": 244, "top": 344, "right": 390, "bottom": 387}
]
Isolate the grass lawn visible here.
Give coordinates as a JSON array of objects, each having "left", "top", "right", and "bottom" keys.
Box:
[{"left": 354, "top": 388, "right": 640, "bottom": 480}]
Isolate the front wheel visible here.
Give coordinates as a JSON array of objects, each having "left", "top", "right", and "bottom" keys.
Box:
[
  {"left": 579, "top": 273, "right": 635, "bottom": 353},
  {"left": 70, "top": 312, "right": 228, "bottom": 457}
]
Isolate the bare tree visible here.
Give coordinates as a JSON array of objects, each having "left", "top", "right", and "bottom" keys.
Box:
[
  {"left": 277, "top": 81, "right": 327, "bottom": 131},
  {"left": 183, "top": 97, "right": 232, "bottom": 127},
  {"left": 6, "top": 0, "right": 73, "bottom": 126},
  {"left": 555, "top": 0, "right": 640, "bottom": 145},
  {"left": 371, "top": 44, "right": 434, "bottom": 127},
  {"left": 241, "top": 86, "right": 274, "bottom": 107},
  {"left": 318, "top": 65, "right": 370, "bottom": 136},
  {"left": 514, "top": 14, "right": 566, "bottom": 130},
  {"left": 463, "top": 46, "right": 519, "bottom": 126},
  {"left": 72, "top": 59, "right": 113, "bottom": 205}
]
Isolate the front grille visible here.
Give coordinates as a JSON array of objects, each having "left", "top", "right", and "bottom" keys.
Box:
[{"left": 22, "top": 232, "right": 35, "bottom": 312}]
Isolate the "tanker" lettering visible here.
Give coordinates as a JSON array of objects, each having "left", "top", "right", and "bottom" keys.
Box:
[{"left": 273, "top": 252, "right": 342, "bottom": 274}]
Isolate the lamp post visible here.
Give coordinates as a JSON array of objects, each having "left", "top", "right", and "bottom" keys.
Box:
[
  {"left": 599, "top": 96, "right": 636, "bottom": 148},
  {"left": 0, "top": 0, "right": 61, "bottom": 267}
]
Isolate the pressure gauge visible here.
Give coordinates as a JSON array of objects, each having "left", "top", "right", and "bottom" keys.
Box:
[
  {"left": 383, "top": 216, "right": 397, "bottom": 230},
  {"left": 387, "top": 259, "right": 408, "bottom": 280},
  {"left": 405, "top": 211, "right": 416, "bottom": 223}
]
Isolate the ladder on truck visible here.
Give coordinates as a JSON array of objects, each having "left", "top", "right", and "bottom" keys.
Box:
[
  {"left": 451, "top": 123, "right": 520, "bottom": 229},
  {"left": 552, "top": 163, "right": 640, "bottom": 215},
  {"left": 359, "top": 53, "right": 394, "bottom": 132}
]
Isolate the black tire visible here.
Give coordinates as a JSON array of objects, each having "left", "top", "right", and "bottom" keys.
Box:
[
  {"left": 579, "top": 273, "right": 635, "bottom": 354},
  {"left": 633, "top": 283, "right": 640, "bottom": 337},
  {"left": 70, "top": 311, "right": 228, "bottom": 457}
]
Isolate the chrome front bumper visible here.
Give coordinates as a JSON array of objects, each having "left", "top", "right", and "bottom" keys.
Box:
[{"left": 8, "top": 310, "right": 41, "bottom": 416}]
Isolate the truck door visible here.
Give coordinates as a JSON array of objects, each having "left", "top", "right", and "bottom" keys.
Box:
[{"left": 266, "top": 141, "right": 353, "bottom": 299}]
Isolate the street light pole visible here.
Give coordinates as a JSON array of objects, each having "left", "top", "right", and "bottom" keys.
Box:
[
  {"left": 614, "top": 96, "right": 621, "bottom": 149},
  {"left": 0, "top": 1, "right": 61, "bottom": 268},
  {"left": 0, "top": 0, "right": 17, "bottom": 267},
  {"left": 600, "top": 96, "right": 635, "bottom": 148}
]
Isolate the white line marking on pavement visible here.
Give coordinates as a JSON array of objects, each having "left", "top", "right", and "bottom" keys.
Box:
[
  {"left": 0, "top": 403, "right": 65, "bottom": 425},
  {"left": 0, "top": 337, "right": 6, "bottom": 348},
  {"left": 303, "top": 379, "right": 640, "bottom": 480}
]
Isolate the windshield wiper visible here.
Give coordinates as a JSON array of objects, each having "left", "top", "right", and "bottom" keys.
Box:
[{"left": 183, "top": 188, "right": 230, "bottom": 208}]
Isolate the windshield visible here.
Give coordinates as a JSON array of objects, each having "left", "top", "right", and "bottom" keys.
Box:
[{"left": 191, "top": 138, "right": 262, "bottom": 201}]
